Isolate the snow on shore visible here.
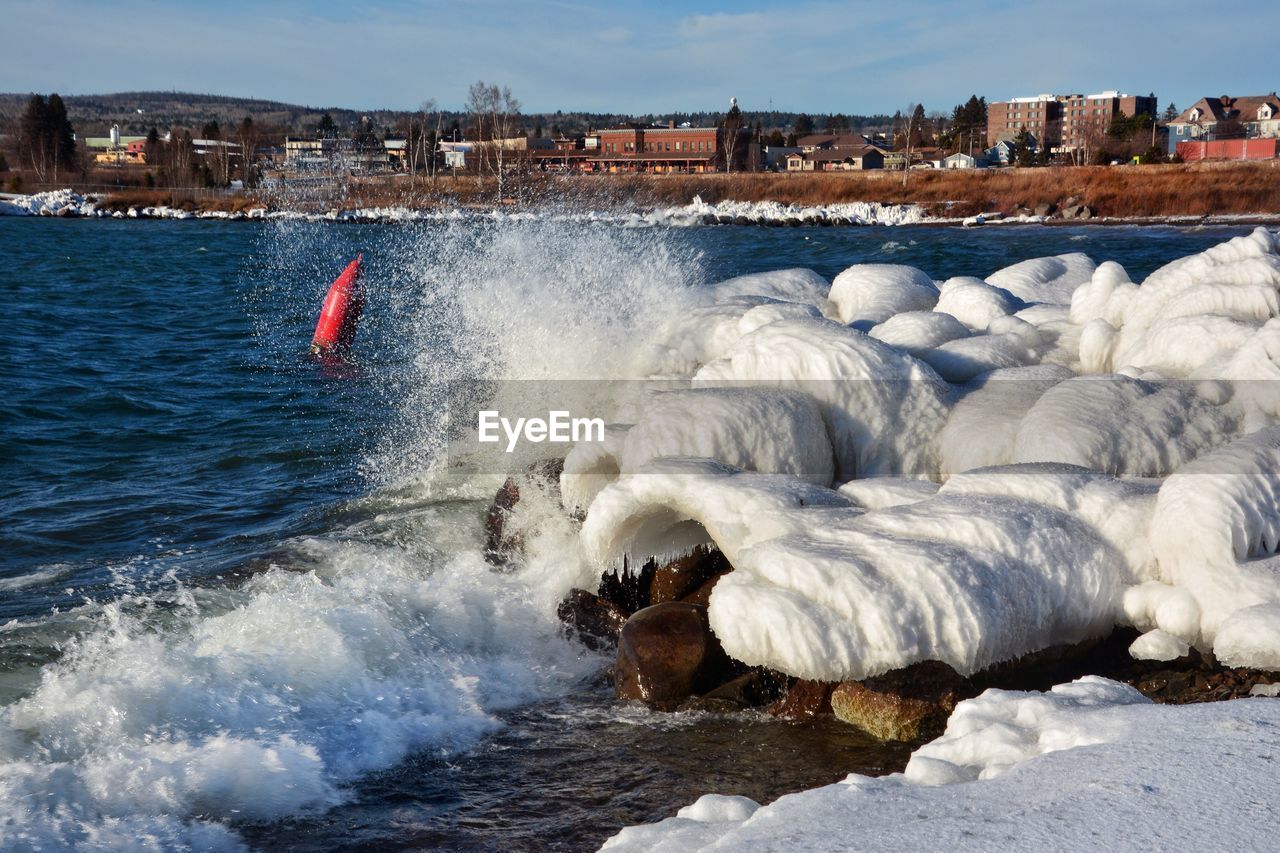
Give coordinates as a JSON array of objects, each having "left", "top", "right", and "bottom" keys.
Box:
[
  {"left": 0, "top": 189, "right": 925, "bottom": 226},
  {"left": 601, "top": 677, "right": 1280, "bottom": 851},
  {"left": 574, "top": 227, "right": 1280, "bottom": 678}
]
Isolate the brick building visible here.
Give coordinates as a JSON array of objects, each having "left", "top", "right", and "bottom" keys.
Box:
[
  {"left": 987, "top": 91, "right": 1157, "bottom": 153},
  {"left": 588, "top": 123, "right": 755, "bottom": 172},
  {"left": 987, "top": 95, "right": 1061, "bottom": 150}
]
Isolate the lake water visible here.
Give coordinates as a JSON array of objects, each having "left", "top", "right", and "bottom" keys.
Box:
[{"left": 0, "top": 216, "right": 1256, "bottom": 850}]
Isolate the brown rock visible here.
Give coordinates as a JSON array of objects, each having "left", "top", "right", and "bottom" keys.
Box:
[
  {"left": 650, "top": 546, "right": 731, "bottom": 605},
  {"left": 615, "top": 602, "right": 733, "bottom": 706},
  {"left": 831, "top": 661, "right": 975, "bottom": 742},
  {"left": 557, "top": 589, "right": 628, "bottom": 650},
  {"left": 680, "top": 570, "right": 730, "bottom": 608},
  {"left": 767, "top": 679, "right": 835, "bottom": 721},
  {"left": 680, "top": 669, "right": 788, "bottom": 712},
  {"left": 483, "top": 459, "right": 565, "bottom": 567},
  {"left": 483, "top": 476, "right": 521, "bottom": 565}
]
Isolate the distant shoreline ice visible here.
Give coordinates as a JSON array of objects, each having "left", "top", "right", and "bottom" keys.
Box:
[{"left": 4, "top": 188, "right": 1279, "bottom": 227}]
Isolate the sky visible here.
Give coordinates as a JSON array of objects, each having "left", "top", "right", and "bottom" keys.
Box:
[{"left": 2, "top": 0, "right": 1278, "bottom": 117}]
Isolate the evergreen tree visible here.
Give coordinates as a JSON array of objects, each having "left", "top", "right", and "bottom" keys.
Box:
[
  {"left": 1012, "top": 128, "right": 1036, "bottom": 167},
  {"left": 17, "top": 93, "right": 78, "bottom": 182},
  {"left": 45, "top": 94, "right": 78, "bottom": 181},
  {"left": 317, "top": 112, "right": 337, "bottom": 138},
  {"left": 1163, "top": 102, "right": 1179, "bottom": 122},
  {"left": 793, "top": 113, "right": 814, "bottom": 136},
  {"left": 19, "top": 95, "right": 52, "bottom": 180},
  {"left": 910, "top": 103, "right": 928, "bottom": 148}
]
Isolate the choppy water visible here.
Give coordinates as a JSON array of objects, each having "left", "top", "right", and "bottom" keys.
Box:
[{"left": 0, "top": 216, "right": 1258, "bottom": 850}]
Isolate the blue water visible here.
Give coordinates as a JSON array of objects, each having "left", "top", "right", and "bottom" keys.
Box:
[{"left": 0, "top": 217, "right": 1261, "bottom": 850}]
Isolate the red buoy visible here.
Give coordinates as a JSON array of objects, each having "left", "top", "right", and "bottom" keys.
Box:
[{"left": 310, "top": 254, "right": 364, "bottom": 356}]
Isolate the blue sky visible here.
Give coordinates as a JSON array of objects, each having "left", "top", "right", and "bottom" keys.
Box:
[{"left": 2, "top": 0, "right": 1278, "bottom": 116}]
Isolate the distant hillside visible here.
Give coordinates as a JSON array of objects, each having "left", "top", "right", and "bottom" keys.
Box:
[{"left": 0, "top": 90, "right": 895, "bottom": 139}]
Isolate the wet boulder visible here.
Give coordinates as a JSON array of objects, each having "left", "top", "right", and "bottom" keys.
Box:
[
  {"left": 767, "top": 679, "right": 835, "bottom": 721},
  {"left": 557, "top": 589, "right": 628, "bottom": 650},
  {"left": 831, "top": 660, "right": 975, "bottom": 742},
  {"left": 615, "top": 602, "right": 734, "bottom": 706},
  {"left": 483, "top": 458, "right": 565, "bottom": 567},
  {"left": 680, "top": 669, "right": 789, "bottom": 713},
  {"left": 649, "top": 546, "right": 731, "bottom": 605}
]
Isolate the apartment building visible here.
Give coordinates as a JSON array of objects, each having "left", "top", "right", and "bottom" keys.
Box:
[{"left": 987, "top": 91, "right": 1157, "bottom": 152}]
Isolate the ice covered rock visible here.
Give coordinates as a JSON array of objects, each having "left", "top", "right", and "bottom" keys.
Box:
[
  {"left": 580, "top": 458, "right": 856, "bottom": 568},
  {"left": 935, "top": 277, "right": 1023, "bottom": 331},
  {"left": 1081, "top": 228, "right": 1280, "bottom": 377},
  {"left": 938, "top": 365, "right": 1073, "bottom": 476},
  {"left": 869, "top": 310, "right": 971, "bottom": 355},
  {"left": 828, "top": 264, "right": 939, "bottom": 327},
  {"left": 584, "top": 460, "right": 1127, "bottom": 682},
  {"left": 706, "top": 267, "right": 832, "bottom": 311},
  {"left": 1128, "top": 629, "right": 1191, "bottom": 662},
  {"left": 836, "top": 477, "right": 939, "bottom": 509},
  {"left": 1007, "top": 375, "right": 1239, "bottom": 477},
  {"left": 560, "top": 424, "right": 631, "bottom": 512},
  {"left": 1141, "top": 426, "right": 1280, "bottom": 664},
  {"left": 694, "top": 317, "right": 952, "bottom": 479},
  {"left": 918, "top": 325, "right": 1042, "bottom": 382},
  {"left": 616, "top": 389, "right": 834, "bottom": 486},
  {"left": 560, "top": 388, "right": 834, "bottom": 511},
  {"left": 986, "top": 252, "right": 1096, "bottom": 304}
]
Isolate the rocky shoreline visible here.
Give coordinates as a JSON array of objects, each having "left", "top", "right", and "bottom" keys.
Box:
[
  {"left": 5, "top": 188, "right": 1279, "bottom": 228},
  {"left": 487, "top": 464, "right": 1280, "bottom": 749}
]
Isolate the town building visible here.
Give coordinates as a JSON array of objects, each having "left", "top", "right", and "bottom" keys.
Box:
[
  {"left": 785, "top": 134, "right": 885, "bottom": 171},
  {"left": 588, "top": 123, "right": 755, "bottom": 173},
  {"left": 941, "top": 152, "right": 979, "bottom": 169},
  {"left": 1167, "top": 94, "right": 1280, "bottom": 154},
  {"left": 787, "top": 145, "right": 885, "bottom": 172},
  {"left": 987, "top": 91, "right": 1157, "bottom": 153}
]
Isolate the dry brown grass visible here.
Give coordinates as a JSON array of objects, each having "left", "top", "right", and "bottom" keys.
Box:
[
  {"left": 558, "top": 161, "right": 1280, "bottom": 218},
  {"left": 95, "top": 160, "right": 1280, "bottom": 219}
]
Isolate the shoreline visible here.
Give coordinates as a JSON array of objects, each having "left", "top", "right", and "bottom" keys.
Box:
[{"left": 4, "top": 188, "right": 1280, "bottom": 228}]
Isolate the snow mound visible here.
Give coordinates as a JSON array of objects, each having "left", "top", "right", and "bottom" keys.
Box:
[
  {"left": 706, "top": 267, "right": 832, "bottom": 310},
  {"left": 829, "top": 263, "right": 939, "bottom": 326},
  {"left": 869, "top": 310, "right": 971, "bottom": 355},
  {"left": 579, "top": 458, "right": 856, "bottom": 567},
  {"left": 935, "top": 276, "right": 1023, "bottom": 330},
  {"left": 694, "top": 317, "right": 952, "bottom": 480},
  {"left": 986, "top": 252, "right": 1096, "bottom": 304},
  {"left": 1138, "top": 426, "right": 1280, "bottom": 663},
  {"left": 584, "top": 460, "right": 1124, "bottom": 681},
  {"left": 1080, "top": 227, "right": 1280, "bottom": 377},
  {"left": 560, "top": 388, "right": 834, "bottom": 511},
  {"left": 603, "top": 678, "right": 1280, "bottom": 851}
]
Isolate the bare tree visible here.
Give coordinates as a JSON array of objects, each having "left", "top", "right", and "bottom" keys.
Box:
[
  {"left": 466, "top": 81, "right": 521, "bottom": 203},
  {"left": 237, "top": 117, "right": 259, "bottom": 187},
  {"left": 901, "top": 102, "right": 919, "bottom": 188}
]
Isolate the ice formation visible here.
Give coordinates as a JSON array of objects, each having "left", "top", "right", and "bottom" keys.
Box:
[
  {"left": 0, "top": 188, "right": 927, "bottom": 226},
  {"left": 828, "top": 263, "right": 939, "bottom": 326},
  {"left": 560, "top": 388, "right": 834, "bottom": 511},
  {"left": 603, "top": 677, "right": 1280, "bottom": 850},
  {"left": 574, "top": 227, "right": 1280, "bottom": 676},
  {"left": 693, "top": 317, "right": 952, "bottom": 479}
]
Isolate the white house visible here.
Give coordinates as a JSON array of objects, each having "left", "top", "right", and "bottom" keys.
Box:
[{"left": 941, "top": 152, "right": 979, "bottom": 169}]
